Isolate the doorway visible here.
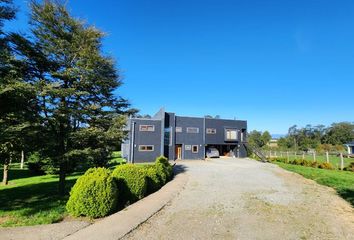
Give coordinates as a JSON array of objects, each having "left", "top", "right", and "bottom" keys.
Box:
[{"left": 175, "top": 144, "right": 182, "bottom": 159}]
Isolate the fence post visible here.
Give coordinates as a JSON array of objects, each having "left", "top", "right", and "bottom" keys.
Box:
[
  {"left": 326, "top": 151, "right": 329, "bottom": 163},
  {"left": 280, "top": 152, "right": 283, "bottom": 157},
  {"left": 340, "top": 153, "right": 344, "bottom": 170},
  {"left": 294, "top": 151, "right": 297, "bottom": 159},
  {"left": 302, "top": 152, "right": 305, "bottom": 160},
  {"left": 313, "top": 151, "right": 316, "bottom": 162},
  {"left": 275, "top": 151, "right": 277, "bottom": 157},
  {"left": 287, "top": 151, "right": 289, "bottom": 162}
]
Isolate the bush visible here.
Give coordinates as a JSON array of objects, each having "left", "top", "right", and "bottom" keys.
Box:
[
  {"left": 291, "top": 159, "right": 311, "bottom": 167},
  {"left": 155, "top": 156, "right": 173, "bottom": 184},
  {"left": 66, "top": 168, "right": 118, "bottom": 218},
  {"left": 344, "top": 162, "right": 354, "bottom": 172},
  {"left": 112, "top": 164, "right": 147, "bottom": 204},
  {"left": 318, "top": 162, "right": 334, "bottom": 170},
  {"left": 143, "top": 165, "right": 162, "bottom": 194},
  {"left": 27, "top": 152, "right": 45, "bottom": 175}
]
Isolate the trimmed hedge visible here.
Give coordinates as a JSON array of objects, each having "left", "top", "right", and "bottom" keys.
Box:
[
  {"left": 66, "top": 168, "right": 118, "bottom": 218},
  {"left": 112, "top": 164, "right": 147, "bottom": 204},
  {"left": 155, "top": 156, "right": 173, "bottom": 185},
  {"left": 270, "top": 157, "right": 337, "bottom": 171},
  {"left": 143, "top": 165, "right": 162, "bottom": 194}
]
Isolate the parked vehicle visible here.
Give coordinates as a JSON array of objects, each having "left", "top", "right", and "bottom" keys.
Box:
[{"left": 206, "top": 147, "right": 220, "bottom": 158}]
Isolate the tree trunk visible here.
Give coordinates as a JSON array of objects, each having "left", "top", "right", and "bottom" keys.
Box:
[
  {"left": 2, "top": 161, "right": 9, "bottom": 185},
  {"left": 20, "top": 150, "right": 24, "bottom": 169},
  {"left": 58, "top": 162, "right": 66, "bottom": 195}
]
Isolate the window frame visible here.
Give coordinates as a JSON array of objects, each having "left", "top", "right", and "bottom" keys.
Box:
[
  {"left": 225, "top": 128, "right": 238, "bottom": 141},
  {"left": 138, "top": 145, "right": 154, "bottom": 152},
  {"left": 186, "top": 127, "right": 199, "bottom": 134},
  {"left": 206, "top": 128, "right": 217, "bottom": 134},
  {"left": 175, "top": 127, "right": 182, "bottom": 133},
  {"left": 139, "top": 125, "right": 155, "bottom": 132},
  {"left": 192, "top": 145, "right": 199, "bottom": 153}
]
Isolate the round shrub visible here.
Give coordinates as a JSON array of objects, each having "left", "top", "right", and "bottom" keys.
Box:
[
  {"left": 318, "top": 162, "right": 334, "bottom": 170},
  {"left": 155, "top": 156, "right": 173, "bottom": 184},
  {"left": 310, "top": 161, "right": 319, "bottom": 168},
  {"left": 112, "top": 164, "right": 147, "bottom": 204},
  {"left": 143, "top": 165, "right": 162, "bottom": 194},
  {"left": 66, "top": 167, "right": 118, "bottom": 218},
  {"left": 344, "top": 162, "right": 354, "bottom": 172}
]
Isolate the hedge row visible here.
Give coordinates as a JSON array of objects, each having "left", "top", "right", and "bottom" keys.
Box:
[
  {"left": 269, "top": 157, "right": 354, "bottom": 171},
  {"left": 66, "top": 156, "right": 173, "bottom": 218}
]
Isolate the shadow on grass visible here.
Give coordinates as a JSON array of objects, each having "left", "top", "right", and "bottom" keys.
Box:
[
  {"left": 338, "top": 189, "right": 354, "bottom": 207},
  {"left": 0, "top": 168, "right": 36, "bottom": 181},
  {"left": 0, "top": 177, "right": 78, "bottom": 217}
]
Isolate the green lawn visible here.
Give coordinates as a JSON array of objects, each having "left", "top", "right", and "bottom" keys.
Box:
[
  {"left": 0, "top": 151, "right": 126, "bottom": 227},
  {"left": 276, "top": 162, "right": 354, "bottom": 206}
]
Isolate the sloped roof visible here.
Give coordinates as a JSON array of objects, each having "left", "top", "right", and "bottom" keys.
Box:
[{"left": 345, "top": 141, "right": 354, "bottom": 146}]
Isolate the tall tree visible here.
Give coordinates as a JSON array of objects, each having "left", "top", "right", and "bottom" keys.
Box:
[
  {"left": 25, "top": 0, "right": 129, "bottom": 194},
  {"left": 0, "top": 0, "right": 37, "bottom": 184}
]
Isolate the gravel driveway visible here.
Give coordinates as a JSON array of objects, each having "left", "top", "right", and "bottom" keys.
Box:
[{"left": 123, "top": 158, "right": 354, "bottom": 240}]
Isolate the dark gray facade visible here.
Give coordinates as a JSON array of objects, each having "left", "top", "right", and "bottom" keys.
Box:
[{"left": 122, "top": 108, "right": 248, "bottom": 163}]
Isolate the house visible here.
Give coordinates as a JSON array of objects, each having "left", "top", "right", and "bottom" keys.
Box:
[
  {"left": 345, "top": 141, "right": 354, "bottom": 155},
  {"left": 121, "top": 108, "right": 248, "bottom": 163}
]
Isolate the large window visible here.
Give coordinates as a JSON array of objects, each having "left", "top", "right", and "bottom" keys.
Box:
[
  {"left": 138, "top": 145, "right": 154, "bottom": 151},
  {"left": 139, "top": 125, "right": 155, "bottom": 132},
  {"left": 206, "top": 128, "right": 216, "bottom": 134},
  {"left": 187, "top": 127, "right": 199, "bottom": 133},
  {"left": 175, "top": 127, "right": 182, "bottom": 132},
  {"left": 225, "top": 128, "right": 238, "bottom": 141},
  {"left": 192, "top": 145, "right": 199, "bottom": 153}
]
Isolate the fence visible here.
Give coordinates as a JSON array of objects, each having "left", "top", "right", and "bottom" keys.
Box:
[{"left": 265, "top": 150, "right": 352, "bottom": 170}]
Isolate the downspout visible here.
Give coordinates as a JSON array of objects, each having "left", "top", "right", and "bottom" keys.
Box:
[{"left": 130, "top": 121, "right": 136, "bottom": 164}]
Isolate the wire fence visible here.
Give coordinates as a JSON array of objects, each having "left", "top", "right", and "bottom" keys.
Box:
[{"left": 264, "top": 150, "right": 353, "bottom": 170}]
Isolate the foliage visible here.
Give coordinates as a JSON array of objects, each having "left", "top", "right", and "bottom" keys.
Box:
[
  {"left": 318, "top": 162, "right": 334, "bottom": 170},
  {"left": 344, "top": 162, "right": 354, "bottom": 172},
  {"left": 143, "top": 165, "right": 162, "bottom": 194},
  {"left": 248, "top": 130, "right": 272, "bottom": 149},
  {"left": 66, "top": 168, "right": 117, "bottom": 218},
  {"left": 112, "top": 164, "right": 147, "bottom": 204},
  {"left": 6, "top": 0, "right": 131, "bottom": 193},
  {"left": 27, "top": 152, "right": 45, "bottom": 175},
  {"left": 155, "top": 156, "right": 173, "bottom": 185}
]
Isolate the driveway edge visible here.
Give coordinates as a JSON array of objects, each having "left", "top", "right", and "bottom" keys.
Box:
[{"left": 63, "top": 168, "right": 188, "bottom": 240}]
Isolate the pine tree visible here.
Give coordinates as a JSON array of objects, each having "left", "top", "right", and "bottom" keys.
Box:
[{"left": 26, "top": 0, "right": 129, "bottom": 194}]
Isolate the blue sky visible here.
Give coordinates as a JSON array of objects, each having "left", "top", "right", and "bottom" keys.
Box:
[{"left": 7, "top": 0, "right": 354, "bottom": 134}]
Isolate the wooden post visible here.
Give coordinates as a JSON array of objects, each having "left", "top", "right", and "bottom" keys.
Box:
[
  {"left": 326, "top": 151, "right": 329, "bottom": 164},
  {"left": 20, "top": 150, "right": 25, "bottom": 169},
  {"left": 294, "top": 151, "right": 297, "bottom": 159},
  {"left": 340, "top": 153, "right": 344, "bottom": 170},
  {"left": 302, "top": 152, "right": 305, "bottom": 160},
  {"left": 313, "top": 151, "right": 316, "bottom": 162},
  {"left": 287, "top": 151, "right": 289, "bottom": 162},
  {"left": 280, "top": 152, "right": 283, "bottom": 157},
  {"left": 275, "top": 151, "right": 277, "bottom": 157}
]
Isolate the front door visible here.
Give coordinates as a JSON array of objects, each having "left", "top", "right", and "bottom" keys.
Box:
[{"left": 176, "top": 145, "right": 182, "bottom": 159}]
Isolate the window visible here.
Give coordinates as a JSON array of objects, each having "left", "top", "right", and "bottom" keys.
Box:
[
  {"left": 185, "top": 145, "right": 191, "bottom": 150},
  {"left": 225, "top": 128, "right": 238, "bottom": 141},
  {"left": 187, "top": 127, "right": 199, "bottom": 133},
  {"left": 139, "top": 125, "right": 155, "bottom": 132},
  {"left": 138, "top": 145, "right": 154, "bottom": 151},
  {"left": 192, "top": 145, "right": 198, "bottom": 153},
  {"left": 175, "top": 127, "right": 182, "bottom": 132},
  {"left": 164, "top": 128, "right": 171, "bottom": 146},
  {"left": 206, "top": 128, "right": 216, "bottom": 134},
  {"left": 241, "top": 129, "right": 246, "bottom": 142}
]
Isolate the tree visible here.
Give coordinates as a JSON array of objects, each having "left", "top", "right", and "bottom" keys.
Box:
[
  {"left": 0, "top": 0, "right": 38, "bottom": 184},
  {"left": 261, "top": 131, "right": 271, "bottom": 146},
  {"left": 322, "top": 122, "right": 354, "bottom": 145},
  {"left": 21, "top": 0, "right": 130, "bottom": 194}
]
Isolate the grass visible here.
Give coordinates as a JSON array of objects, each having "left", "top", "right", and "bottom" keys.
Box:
[
  {"left": 0, "top": 151, "right": 126, "bottom": 227},
  {"left": 270, "top": 153, "right": 353, "bottom": 168},
  {"left": 276, "top": 162, "right": 354, "bottom": 206}
]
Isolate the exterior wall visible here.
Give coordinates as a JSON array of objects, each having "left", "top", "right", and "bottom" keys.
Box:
[
  {"left": 165, "top": 112, "right": 176, "bottom": 160},
  {"left": 130, "top": 119, "right": 162, "bottom": 163},
  {"left": 175, "top": 116, "right": 204, "bottom": 159},
  {"left": 205, "top": 118, "right": 247, "bottom": 158}
]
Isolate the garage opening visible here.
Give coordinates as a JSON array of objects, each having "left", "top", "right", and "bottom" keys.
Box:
[{"left": 205, "top": 145, "right": 239, "bottom": 158}]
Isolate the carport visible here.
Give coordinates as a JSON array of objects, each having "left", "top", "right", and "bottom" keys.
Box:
[{"left": 206, "top": 144, "right": 239, "bottom": 157}]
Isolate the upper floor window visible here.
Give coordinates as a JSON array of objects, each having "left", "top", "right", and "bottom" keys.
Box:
[
  {"left": 175, "top": 127, "right": 182, "bottom": 133},
  {"left": 187, "top": 127, "right": 199, "bottom": 133},
  {"left": 225, "top": 128, "right": 238, "bottom": 141},
  {"left": 206, "top": 128, "right": 216, "bottom": 134},
  {"left": 138, "top": 145, "right": 154, "bottom": 151},
  {"left": 139, "top": 125, "right": 155, "bottom": 132}
]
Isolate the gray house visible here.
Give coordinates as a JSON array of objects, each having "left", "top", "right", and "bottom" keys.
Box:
[{"left": 122, "top": 108, "right": 247, "bottom": 163}]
